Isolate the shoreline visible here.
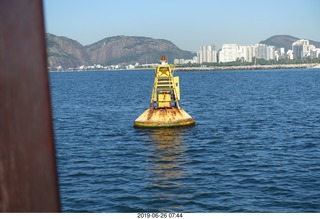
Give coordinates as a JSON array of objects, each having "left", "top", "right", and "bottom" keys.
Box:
[
  {"left": 49, "top": 63, "right": 320, "bottom": 72},
  {"left": 174, "top": 63, "right": 320, "bottom": 71}
]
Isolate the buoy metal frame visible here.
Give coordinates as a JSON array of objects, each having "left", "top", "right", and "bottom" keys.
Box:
[{"left": 134, "top": 55, "right": 195, "bottom": 128}]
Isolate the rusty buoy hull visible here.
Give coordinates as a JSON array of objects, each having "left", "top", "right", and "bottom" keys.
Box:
[{"left": 134, "top": 107, "right": 195, "bottom": 128}]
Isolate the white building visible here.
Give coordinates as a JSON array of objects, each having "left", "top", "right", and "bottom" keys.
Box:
[
  {"left": 310, "top": 48, "right": 320, "bottom": 59},
  {"left": 218, "top": 43, "right": 277, "bottom": 63},
  {"left": 237, "top": 45, "right": 255, "bottom": 62},
  {"left": 267, "top": 46, "right": 275, "bottom": 60},
  {"left": 292, "top": 39, "right": 310, "bottom": 59},
  {"left": 193, "top": 56, "right": 198, "bottom": 63},
  {"left": 198, "top": 45, "right": 217, "bottom": 63},
  {"left": 287, "top": 50, "right": 294, "bottom": 60},
  {"left": 250, "top": 44, "right": 275, "bottom": 61},
  {"left": 174, "top": 57, "right": 198, "bottom": 64},
  {"left": 255, "top": 44, "right": 268, "bottom": 60},
  {"left": 275, "top": 48, "right": 286, "bottom": 61},
  {"left": 218, "top": 44, "right": 238, "bottom": 62}
]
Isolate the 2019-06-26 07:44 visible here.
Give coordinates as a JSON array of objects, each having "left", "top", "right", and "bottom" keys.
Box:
[{"left": 137, "top": 213, "right": 183, "bottom": 218}]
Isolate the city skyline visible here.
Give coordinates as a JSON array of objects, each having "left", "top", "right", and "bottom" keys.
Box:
[
  {"left": 176, "top": 38, "right": 319, "bottom": 65},
  {"left": 43, "top": 0, "right": 320, "bottom": 52}
]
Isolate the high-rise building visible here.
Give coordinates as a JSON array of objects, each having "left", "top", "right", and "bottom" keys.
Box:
[
  {"left": 255, "top": 44, "right": 268, "bottom": 60},
  {"left": 238, "top": 45, "right": 253, "bottom": 62},
  {"left": 310, "top": 48, "right": 320, "bottom": 59},
  {"left": 249, "top": 44, "right": 275, "bottom": 61},
  {"left": 198, "top": 45, "right": 217, "bottom": 63},
  {"left": 217, "top": 43, "right": 277, "bottom": 63},
  {"left": 267, "top": 46, "right": 275, "bottom": 60},
  {"left": 287, "top": 50, "right": 294, "bottom": 60},
  {"left": 292, "top": 39, "right": 310, "bottom": 59},
  {"left": 218, "top": 44, "right": 238, "bottom": 62}
]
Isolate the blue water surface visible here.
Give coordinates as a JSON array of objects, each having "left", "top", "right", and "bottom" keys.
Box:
[{"left": 50, "top": 68, "right": 320, "bottom": 212}]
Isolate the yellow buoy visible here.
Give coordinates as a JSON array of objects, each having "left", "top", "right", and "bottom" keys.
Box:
[{"left": 134, "top": 55, "right": 195, "bottom": 128}]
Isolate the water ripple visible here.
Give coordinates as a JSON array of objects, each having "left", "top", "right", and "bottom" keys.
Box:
[{"left": 51, "top": 69, "right": 320, "bottom": 212}]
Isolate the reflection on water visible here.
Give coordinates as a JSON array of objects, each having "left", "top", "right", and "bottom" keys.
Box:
[
  {"left": 144, "top": 128, "right": 190, "bottom": 211},
  {"left": 148, "top": 129, "right": 186, "bottom": 183}
]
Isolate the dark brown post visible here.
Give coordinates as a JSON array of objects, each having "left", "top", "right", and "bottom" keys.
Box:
[{"left": 0, "top": 0, "right": 60, "bottom": 212}]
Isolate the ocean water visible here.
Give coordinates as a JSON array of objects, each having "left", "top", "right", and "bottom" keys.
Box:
[{"left": 50, "top": 68, "right": 320, "bottom": 212}]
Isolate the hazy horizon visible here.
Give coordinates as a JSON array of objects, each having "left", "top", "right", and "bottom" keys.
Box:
[{"left": 44, "top": 0, "right": 320, "bottom": 52}]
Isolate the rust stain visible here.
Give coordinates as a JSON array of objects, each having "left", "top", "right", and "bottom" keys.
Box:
[
  {"left": 175, "top": 108, "right": 184, "bottom": 117},
  {"left": 146, "top": 107, "right": 184, "bottom": 121},
  {"left": 147, "top": 108, "right": 154, "bottom": 120}
]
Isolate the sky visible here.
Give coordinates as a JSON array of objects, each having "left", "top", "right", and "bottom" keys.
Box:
[{"left": 43, "top": 0, "right": 320, "bottom": 52}]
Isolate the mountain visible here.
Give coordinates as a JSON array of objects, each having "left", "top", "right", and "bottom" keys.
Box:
[
  {"left": 46, "top": 34, "right": 196, "bottom": 68},
  {"left": 259, "top": 35, "right": 320, "bottom": 51},
  {"left": 85, "top": 36, "right": 195, "bottom": 65},
  {"left": 46, "top": 33, "right": 90, "bottom": 68}
]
